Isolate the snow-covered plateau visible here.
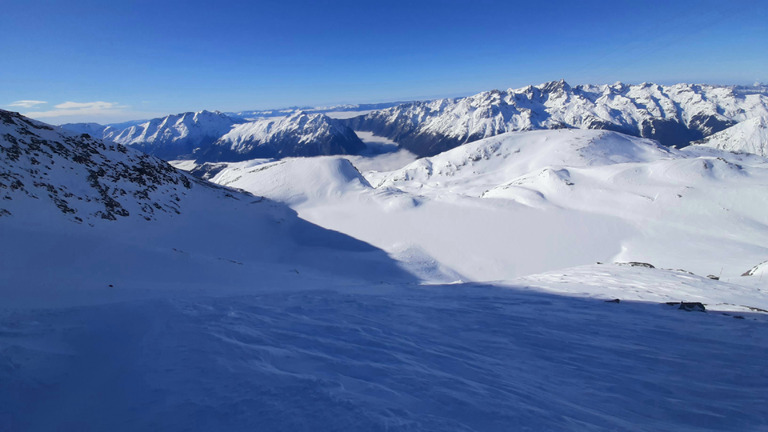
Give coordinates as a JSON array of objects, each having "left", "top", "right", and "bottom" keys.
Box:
[{"left": 4, "top": 92, "right": 768, "bottom": 432}]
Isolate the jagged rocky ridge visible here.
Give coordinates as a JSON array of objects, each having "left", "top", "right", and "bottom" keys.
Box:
[
  {"left": 0, "top": 109, "right": 194, "bottom": 222},
  {"left": 344, "top": 81, "right": 768, "bottom": 156}
]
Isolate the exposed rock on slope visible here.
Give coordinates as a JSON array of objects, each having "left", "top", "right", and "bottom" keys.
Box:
[{"left": 0, "top": 109, "right": 193, "bottom": 222}]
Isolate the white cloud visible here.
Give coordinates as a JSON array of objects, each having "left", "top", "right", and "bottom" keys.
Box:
[
  {"left": 22, "top": 100, "right": 164, "bottom": 125},
  {"left": 25, "top": 101, "right": 128, "bottom": 121},
  {"left": 8, "top": 100, "right": 47, "bottom": 109},
  {"left": 53, "top": 101, "right": 119, "bottom": 110}
]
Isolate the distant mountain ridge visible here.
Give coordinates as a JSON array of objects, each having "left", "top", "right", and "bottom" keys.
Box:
[
  {"left": 201, "top": 111, "right": 365, "bottom": 162},
  {"left": 104, "top": 110, "right": 238, "bottom": 160},
  {"left": 59, "top": 81, "right": 768, "bottom": 161},
  {"left": 228, "top": 101, "right": 408, "bottom": 120},
  {"left": 344, "top": 81, "right": 768, "bottom": 156},
  {"left": 62, "top": 110, "right": 364, "bottom": 162}
]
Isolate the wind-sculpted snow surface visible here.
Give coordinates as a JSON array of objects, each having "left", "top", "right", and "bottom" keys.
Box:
[
  {"left": 2, "top": 283, "right": 767, "bottom": 431},
  {"left": 346, "top": 81, "right": 768, "bottom": 155}
]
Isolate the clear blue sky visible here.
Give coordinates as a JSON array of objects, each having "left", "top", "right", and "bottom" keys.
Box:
[{"left": 2, "top": 0, "right": 766, "bottom": 124}]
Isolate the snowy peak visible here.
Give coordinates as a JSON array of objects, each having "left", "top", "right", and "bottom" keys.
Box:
[
  {"left": 104, "top": 110, "right": 239, "bottom": 160},
  {"left": 694, "top": 116, "right": 768, "bottom": 157},
  {"left": 201, "top": 112, "right": 364, "bottom": 161},
  {"left": 346, "top": 82, "right": 768, "bottom": 156},
  {"left": 0, "top": 109, "right": 195, "bottom": 223}
]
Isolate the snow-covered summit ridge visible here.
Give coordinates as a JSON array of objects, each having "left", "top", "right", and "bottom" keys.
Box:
[
  {"left": 346, "top": 81, "right": 768, "bottom": 156},
  {"left": 694, "top": 116, "right": 768, "bottom": 157}
]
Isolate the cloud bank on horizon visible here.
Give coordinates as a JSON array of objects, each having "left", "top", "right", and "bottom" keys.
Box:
[{"left": 5, "top": 100, "right": 165, "bottom": 125}]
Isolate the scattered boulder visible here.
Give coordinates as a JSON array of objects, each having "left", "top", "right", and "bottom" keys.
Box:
[
  {"left": 616, "top": 261, "right": 656, "bottom": 269},
  {"left": 679, "top": 302, "right": 706, "bottom": 312},
  {"left": 706, "top": 275, "right": 720, "bottom": 280},
  {"left": 664, "top": 301, "right": 707, "bottom": 312},
  {"left": 604, "top": 299, "right": 621, "bottom": 303}
]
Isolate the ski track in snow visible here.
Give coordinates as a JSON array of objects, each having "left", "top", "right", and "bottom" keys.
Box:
[{"left": 2, "top": 285, "right": 767, "bottom": 432}]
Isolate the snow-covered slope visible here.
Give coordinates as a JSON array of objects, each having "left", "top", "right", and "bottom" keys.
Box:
[
  {"left": 0, "top": 109, "right": 414, "bottom": 302},
  {"left": 200, "top": 111, "right": 365, "bottom": 161},
  {"left": 374, "top": 129, "right": 676, "bottom": 194},
  {"left": 346, "top": 81, "right": 768, "bottom": 155},
  {"left": 197, "top": 128, "right": 768, "bottom": 282},
  {"left": 208, "top": 157, "right": 372, "bottom": 205},
  {"left": 694, "top": 116, "right": 768, "bottom": 157},
  {"left": 4, "top": 111, "right": 768, "bottom": 431}
]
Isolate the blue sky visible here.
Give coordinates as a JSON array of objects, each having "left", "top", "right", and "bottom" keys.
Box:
[{"left": 2, "top": 0, "right": 766, "bottom": 124}]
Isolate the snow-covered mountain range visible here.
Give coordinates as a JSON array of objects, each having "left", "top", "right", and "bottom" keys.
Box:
[
  {"left": 59, "top": 82, "right": 768, "bottom": 163},
  {"left": 200, "top": 111, "right": 365, "bottom": 161},
  {"left": 345, "top": 81, "right": 768, "bottom": 156},
  {"left": 61, "top": 110, "right": 364, "bottom": 162},
  {"left": 228, "top": 101, "right": 406, "bottom": 120},
  {"left": 102, "top": 110, "right": 238, "bottom": 160}
]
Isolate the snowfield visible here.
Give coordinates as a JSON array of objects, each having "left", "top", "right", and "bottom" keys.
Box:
[
  {"left": 200, "top": 129, "right": 768, "bottom": 281},
  {"left": 3, "top": 109, "right": 768, "bottom": 431}
]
